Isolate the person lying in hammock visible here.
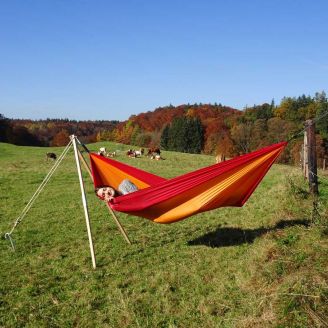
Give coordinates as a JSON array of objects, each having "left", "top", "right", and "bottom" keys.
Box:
[
  {"left": 95, "top": 186, "right": 116, "bottom": 202},
  {"left": 95, "top": 179, "right": 138, "bottom": 202}
]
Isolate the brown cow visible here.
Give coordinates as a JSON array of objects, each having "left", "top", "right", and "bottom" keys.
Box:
[
  {"left": 126, "top": 149, "right": 137, "bottom": 157},
  {"left": 147, "top": 147, "right": 161, "bottom": 157},
  {"left": 46, "top": 152, "right": 57, "bottom": 161}
]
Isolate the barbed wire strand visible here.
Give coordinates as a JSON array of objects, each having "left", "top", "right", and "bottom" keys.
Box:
[{"left": 309, "top": 170, "right": 328, "bottom": 183}]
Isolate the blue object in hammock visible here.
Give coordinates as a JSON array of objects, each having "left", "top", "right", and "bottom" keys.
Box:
[{"left": 118, "top": 179, "right": 139, "bottom": 195}]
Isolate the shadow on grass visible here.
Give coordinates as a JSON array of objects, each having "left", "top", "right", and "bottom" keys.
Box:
[{"left": 188, "top": 219, "right": 310, "bottom": 248}]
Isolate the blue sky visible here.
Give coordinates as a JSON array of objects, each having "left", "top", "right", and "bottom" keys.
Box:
[{"left": 1, "top": 0, "right": 327, "bottom": 121}]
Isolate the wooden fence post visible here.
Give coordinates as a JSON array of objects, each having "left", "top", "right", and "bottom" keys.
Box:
[
  {"left": 305, "top": 120, "right": 318, "bottom": 194},
  {"left": 303, "top": 133, "right": 308, "bottom": 179}
]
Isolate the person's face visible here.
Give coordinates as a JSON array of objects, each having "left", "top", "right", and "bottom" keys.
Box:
[{"left": 97, "top": 187, "right": 115, "bottom": 201}]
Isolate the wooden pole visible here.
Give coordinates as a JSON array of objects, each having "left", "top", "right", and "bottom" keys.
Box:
[
  {"left": 71, "top": 135, "right": 97, "bottom": 269},
  {"left": 303, "top": 131, "right": 308, "bottom": 179},
  {"left": 300, "top": 144, "right": 304, "bottom": 172},
  {"left": 305, "top": 120, "right": 319, "bottom": 194},
  {"left": 78, "top": 150, "right": 93, "bottom": 180},
  {"left": 74, "top": 139, "right": 132, "bottom": 244},
  {"left": 106, "top": 204, "right": 131, "bottom": 245}
]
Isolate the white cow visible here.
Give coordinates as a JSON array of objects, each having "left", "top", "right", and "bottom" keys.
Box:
[
  {"left": 134, "top": 150, "right": 142, "bottom": 157},
  {"left": 98, "top": 147, "right": 106, "bottom": 156}
]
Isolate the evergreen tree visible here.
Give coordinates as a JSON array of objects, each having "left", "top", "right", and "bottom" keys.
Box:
[
  {"left": 0, "top": 114, "right": 11, "bottom": 142},
  {"left": 270, "top": 99, "right": 275, "bottom": 109},
  {"left": 186, "top": 117, "right": 204, "bottom": 153},
  {"left": 160, "top": 125, "right": 170, "bottom": 150},
  {"left": 316, "top": 96, "right": 328, "bottom": 140},
  {"left": 168, "top": 117, "right": 186, "bottom": 151},
  {"left": 130, "top": 125, "right": 141, "bottom": 146},
  {"left": 166, "top": 117, "right": 203, "bottom": 153}
]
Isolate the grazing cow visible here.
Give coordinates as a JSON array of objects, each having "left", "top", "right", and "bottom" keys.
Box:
[
  {"left": 107, "top": 151, "right": 116, "bottom": 158},
  {"left": 98, "top": 147, "right": 107, "bottom": 156},
  {"left": 126, "top": 149, "right": 136, "bottom": 157},
  {"left": 215, "top": 153, "right": 226, "bottom": 164},
  {"left": 134, "top": 150, "right": 142, "bottom": 157},
  {"left": 46, "top": 152, "right": 57, "bottom": 161},
  {"left": 147, "top": 147, "right": 161, "bottom": 157},
  {"left": 150, "top": 154, "right": 164, "bottom": 160}
]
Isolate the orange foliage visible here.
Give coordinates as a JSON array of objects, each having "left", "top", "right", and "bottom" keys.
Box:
[{"left": 51, "top": 129, "right": 70, "bottom": 146}]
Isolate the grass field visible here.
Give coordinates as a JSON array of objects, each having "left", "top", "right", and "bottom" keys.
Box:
[{"left": 0, "top": 141, "right": 327, "bottom": 327}]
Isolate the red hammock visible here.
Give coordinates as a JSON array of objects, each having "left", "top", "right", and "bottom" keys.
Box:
[{"left": 90, "top": 142, "right": 287, "bottom": 223}]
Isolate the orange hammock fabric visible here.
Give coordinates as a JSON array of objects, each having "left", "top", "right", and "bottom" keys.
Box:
[{"left": 90, "top": 142, "right": 287, "bottom": 223}]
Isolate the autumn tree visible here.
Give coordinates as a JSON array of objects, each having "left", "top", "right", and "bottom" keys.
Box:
[
  {"left": 266, "top": 117, "right": 295, "bottom": 144},
  {"left": 250, "top": 119, "right": 268, "bottom": 149},
  {"left": 96, "top": 130, "right": 111, "bottom": 141},
  {"left": 231, "top": 122, "right": 252, "bottom": 154},
  {"left": 8, "top": 125, "right": 41, "bottom": 146},
  {"left": 275, "top": 95, "right": 315, "bottom": 123},
  {"left": 216, "top": 133, "right": 234, "bottom": 157},
  {"left": 204, "top": 134, "right": 220, "bottom": 154},
  {"left": 51, "top": 129, "right": 70, "bottom": 146},
  {"left": 135, "top": 132, "right": 152, "bottom": 147}
]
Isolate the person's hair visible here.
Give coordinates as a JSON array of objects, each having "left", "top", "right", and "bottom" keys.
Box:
[{"left": 95, "top": 185, "right": 109, "bottom": 194}]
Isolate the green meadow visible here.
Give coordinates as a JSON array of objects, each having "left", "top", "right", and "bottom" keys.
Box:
[{"left": 0, "top": 141, "right": 327, "bottom": 328}]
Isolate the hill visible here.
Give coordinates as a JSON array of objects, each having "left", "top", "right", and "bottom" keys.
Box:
[
  {"left": 101, "top": 92, "right": 328, "bottom": 164},
  {"left": 1, "top": 91, "right": 328, "bottom": 164},
  {"left": 0, "top": 141, "right": 327, "bottom": 327}
]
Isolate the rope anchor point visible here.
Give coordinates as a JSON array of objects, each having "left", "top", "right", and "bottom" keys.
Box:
[{"left": 5, "top": 233, "right": 16, "bottom": 251}]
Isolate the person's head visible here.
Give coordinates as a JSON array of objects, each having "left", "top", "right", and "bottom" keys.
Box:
[{"left": 95, "top": 186, "right": 116, "bottom": 201}]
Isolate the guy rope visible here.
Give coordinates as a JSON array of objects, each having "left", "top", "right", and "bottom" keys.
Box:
[{"left": 5, "top": 140, "right": 73, "bottom": 251}]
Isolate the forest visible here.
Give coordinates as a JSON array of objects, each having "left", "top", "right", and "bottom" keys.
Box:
[
  {"left": 102, "top": 91, "right": 328, "bottom": 165},
  {"left": 0, "top": 117, "right": 119, "bottom": 146},
  {"left": 1, "top": 91, "right": 327, "bottom": 165}
]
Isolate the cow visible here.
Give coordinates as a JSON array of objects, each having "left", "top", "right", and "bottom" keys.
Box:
[
  {"left": 147, "top": 147, "right": 161, "bottom": 157},
  {"left": 215, "top": 153, "right": 226, "bottom": 164},
  {"left": 46, "top": 152, "right": 57, "bottom": 161},
  {"left": 150, "top": 154, "right": 164, "bottom": 160},
  {"left": 107, "top": 151, "right": 116, "bottom": 158},
  {"left": 126, "top": 149, "right": 136, "bottom": 157},
  {"left": 98, "top": 147, "right": 107, "bottom": 156},
  {"left": 134, "top": 150, "right": 142, "bottom": 157}
]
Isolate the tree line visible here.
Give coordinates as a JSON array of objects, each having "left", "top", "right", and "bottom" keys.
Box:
[
  {"left": 1, "top": 91, "right": 327, "bottom": 164},
  {"left": 0, "top": 117, "right": 119, "bottom": 146},
  {"left": 106, "top": 91, "right": 328, "bottom": 164}
]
